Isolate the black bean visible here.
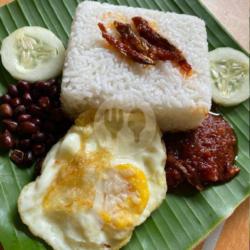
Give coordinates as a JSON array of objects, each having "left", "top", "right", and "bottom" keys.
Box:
[
  {"left": 14, "top": 105, "right": 26, "bottom": 116},
  {"left": 38, "top": 96, "right": 50, "bottom": 109},
  {"left": 32, "top": 143, "right": 45, "bottom": 156},
  {"left": 22, "top": 92, "right": 32, "bottom": 105},
  {"left": 7, "top": 84, "right": 18, "bottom": 97},
  {"left": 17, "top": 114, "right": 32, "bottom": 123},
  {"left": 17, "top": 80, "right": 30, "bottom": 93},
  {"left": 2, "top": 119, "right": 18, "bottom": 132},
  {"left": 0, "top": 130, "right": 14, "bottom": 149},
  {"left": 0, "top": 94, "right": 11, "bottom": 104},
  {"left": 32, "top": 132, "right": 45, "bottom": 143},
  {"left": 10, "top": 97, "right": 20, "bottom": 107},
  {"left": 18, "top": 121, "right": 37, "bottom": 134},
  {"left": 0, "top": 104, "right": 13, "bottom": 118},
  {"left": 18, "top": 138, "right": 31, "bottom": 150}
]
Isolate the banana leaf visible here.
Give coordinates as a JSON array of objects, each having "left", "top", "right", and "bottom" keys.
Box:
[{"left": 0, "top": 0, "right": 249, "bottom": 250}]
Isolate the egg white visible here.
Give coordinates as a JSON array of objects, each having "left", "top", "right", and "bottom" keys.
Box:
[{"left": 18, "top": 110, "right": 167, "bottom": 250}]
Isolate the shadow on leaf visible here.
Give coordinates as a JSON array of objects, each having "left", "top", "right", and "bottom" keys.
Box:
[{"left": 12, "top": 205, "right": 52, "bottom": 250}]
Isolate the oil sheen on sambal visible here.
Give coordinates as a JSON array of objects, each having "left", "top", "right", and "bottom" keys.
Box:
[{"left": 164, "top": 113, "right": 239, "bottom": 190}]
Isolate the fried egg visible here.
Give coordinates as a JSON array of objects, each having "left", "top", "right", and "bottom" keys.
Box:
[{"left": 18, "top": 110, "right": 167, "bottom": 250}]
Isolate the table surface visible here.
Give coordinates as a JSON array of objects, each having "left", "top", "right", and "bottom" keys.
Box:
[
  {"left": 0, "top": 0, "right": 249, "bottom": 250},
  {"left": 202, "top": 0, "right": 249, "bottom": 52}
]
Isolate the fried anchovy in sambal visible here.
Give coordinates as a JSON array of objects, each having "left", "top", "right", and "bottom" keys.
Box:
[
  {"left": 164, "top": 113, "right": 239, "bottom": 190},
  {"left": 114, "top": 21, "right": 150, "bottom": 53},
  {"left": 132, "top": 16, "right": 192, "bottom": 75},
  {"left": 132, "top": 16, "right": 177, "bottom": 51},
  {"left": 98, "top": 22, "right": 155, "bottom": 65},
  {"left": 114, "top": 21, "right": 177, "bottom": 62},
  {"left": 98, "top": 17, "right": 192, "bottom": 75}
]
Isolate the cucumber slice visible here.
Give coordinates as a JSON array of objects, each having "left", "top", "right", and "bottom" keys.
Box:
[
  {"left": 209, "top": 47, "right": 249, "bottom": 106},
  {"left": 1, "top": 26, "right": 65, "bottom": 82}
]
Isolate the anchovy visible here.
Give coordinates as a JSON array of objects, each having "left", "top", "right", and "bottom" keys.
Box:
[
  {"left": 132, "top": 16, "right": 192, "bottom": 75},
  {"left": 98, "top": 22, "right": 155, "bottom": 65}
]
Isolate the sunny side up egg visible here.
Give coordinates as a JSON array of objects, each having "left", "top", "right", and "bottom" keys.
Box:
[{"left": 18, "top": 110, "right": 167, "bottom": 250}]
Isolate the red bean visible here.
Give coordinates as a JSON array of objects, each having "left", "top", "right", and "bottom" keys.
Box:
[
  {"left": 0, "top": 241, "right": 4, "bottom": 250},
  {"left": 18, "top": 121, "right": 37, "bottom": 134},
  {"left": 32, "top": 143, "right": 45, "bottom": 156},
  {"left": 0, "top": 104, "right": 13, "bottom": 118},
  {"left": 34, "top": 158, "right": 43, "bottom": 176},
  {"left": 50, "top": 108, "right": 64, "bottom": 122},
  {"left": 31, "top": 118, "right": 41, "bottom": 126},
  {"left": 2, "top": 119, "right": 18, "bottom": 132},
  {"left": 0, "top": 130, "right": 14, "bottom": 149},
  {"left": 32, "top": 132, "right": 45, "bottom": 143},
  {"left": 35, "top": 81, "right": 51, "bottom": 93},
  {"left": 17, "top": 114, "right": 32, "bottom": 123},
  {"left": 0, "top": 94, "right": 11, "bottom": 104},
  {"left": 49, "top": 85, "right": 59, "bottom": 98},
  {"left": 52, "top": 100, "right": 60, "bottom": 108},
  {"left": 10, "top": 149, "right": 34, "bottom": 167},
  {"left": 25, "top": 151, "right": 34, "bottom": 166},
  {"left": 7, "top": 84, "right": 18, "bottom": 97},
  {"left": 42, "top": 121, "right": 54, "bottom": 132},
  {"left": 14, "top": 105, "right": 26, "bottom": 116},
  {"left": 28, "top": 104, "right": 42, "bottom": 117},
  {"left": 18, "top": 139, "right": 31, "bottom": 150},
  {"left": 17, "top": 80, "right": 30, "bottom": 93},
  {"left": 46, "top": 133, "right": 55, "bottom": 146},
  {"left": 31, "top": 88, "right": 41, "bottom": 99},
  {"left": 0, "top": 78, "right": 73, "bottom": 169},
  {"left": 38, "top": 96, "right": 50, "bottom": 109},
  {"left": 10, "top": 149, "right": 25, "bottom": 166},
  {"left": 22, "top": 92, "right": 32, "bottom": 105},
  {"left": 10, "top": 97, "right": 20, "bottom": 107}
]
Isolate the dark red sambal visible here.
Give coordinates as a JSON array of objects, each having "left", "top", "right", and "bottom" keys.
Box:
[{"left": 163, "top": 113, "right": 239, "bottom": 190}]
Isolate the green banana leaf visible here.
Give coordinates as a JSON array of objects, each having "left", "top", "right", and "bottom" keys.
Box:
[{"left": 0, "top": 0, "right": 249, "bottom": 250}]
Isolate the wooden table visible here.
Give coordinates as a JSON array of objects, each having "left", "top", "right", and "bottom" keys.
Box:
[
  {"left": 202, "top": 0, "right": 249, "bottom": 52},
  {"left": 0, "top": 0, "right": 249, "bottom": 250}
]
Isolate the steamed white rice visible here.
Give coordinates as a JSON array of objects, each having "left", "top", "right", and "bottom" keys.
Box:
[{"left": 61, "top": 1, "right": 211, "bottom": 131}]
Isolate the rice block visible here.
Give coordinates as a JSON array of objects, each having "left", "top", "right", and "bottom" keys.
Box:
[{"left": 61, "top": 1, "right": 212, "bottom": 131}]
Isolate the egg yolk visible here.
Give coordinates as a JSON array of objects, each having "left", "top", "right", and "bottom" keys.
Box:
[
  {"left": 42, "top": 148, "right": 111, "bottom": 213},
  {"left": 99, "top": 164, "right": 149, "bottom": 230}
]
